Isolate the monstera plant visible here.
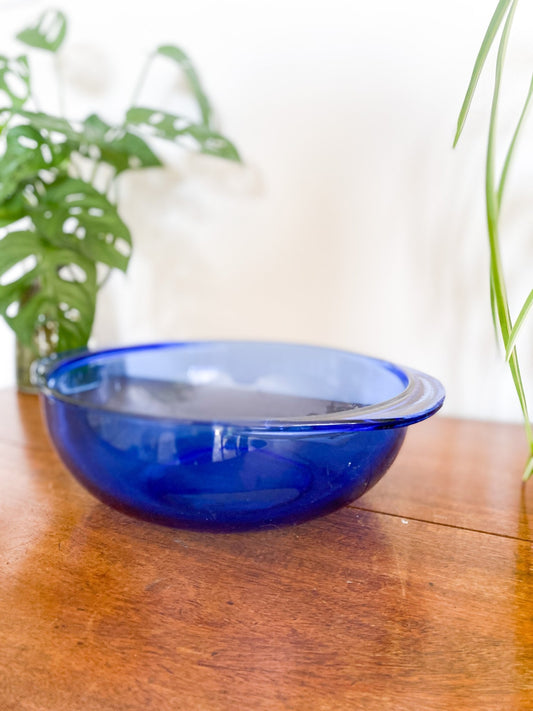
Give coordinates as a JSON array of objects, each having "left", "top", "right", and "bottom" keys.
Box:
[{"left": 0, "top": 9, "right": 240, "bottom": 390}]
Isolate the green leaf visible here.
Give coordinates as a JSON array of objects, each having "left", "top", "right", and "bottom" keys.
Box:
[
  {"left": 0, "top": 230, "right": 96, "bottom": 350},
  {"left": 489, "top": 269, "right": 500, "bottom": 343},
  {"left": 16, "top": 111, "right": 163, "bottom": 174},
  {"left": 0, "top": 109, "right": 10, "bottom": 132},
  {"left": 485, "top": 0, "right": 518, "bottom": 348},
  {"left": 182, "top": 123, "right": 241, "bottom": 161},
  {"left": 126, "top": 107, "right": 241, "bottom": 162},
  {"left": 505, "top": 287, "right": 533, "bottom": 361},
  {"left": 497, "top": 73, "right": 533, "bottom": 208},
  {"left": 0, "top": 55, "right": 30, "bottom": 109},
  {"left": 0, "top": 191, "right": 26, "bottom": 228},
  {"left": 483, "top": 1, "right": 533, "bottom": 451},
  {"left": 0, "top": 124, "right": 70, "bottom": 203},
  {"left": 126, "top": 107, "right": 188, "bottom": 140},
  {"left": 454, "top": 0, "right": 513, "bottom": 146},
  {"left": 17, "top": 109, "right": 81, "bottom": 141},
  {"left": 82, "top": 114, "right": 162, "bottom": 173},
  {"left": 522, "top": 454, "right": 533, "bottom": 482},
  {"left": 30, "top": 176, "right": 132, "bottom": 272},
  {"left": 156, "top": 45, "right": 213, "bottom": 127},
  {"left": 16, "top": 9, "right": 68, "bottom": 53},
  {"left": 455, "top": 0, "right": 533, "bottom": 475}
]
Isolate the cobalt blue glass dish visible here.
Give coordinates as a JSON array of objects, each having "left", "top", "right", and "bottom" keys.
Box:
[{"left": 35, "top": 341, "right": 445, "bottom": 531}]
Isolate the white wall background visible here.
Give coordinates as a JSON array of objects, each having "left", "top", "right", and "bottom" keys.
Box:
[{"left": 1, "top": 0, "right": 533, "bottom": 422}]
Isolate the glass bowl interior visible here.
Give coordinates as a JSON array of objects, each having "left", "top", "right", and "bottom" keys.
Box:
[{"left": 40, "top": 341, "right": 428, "bottom": 428}]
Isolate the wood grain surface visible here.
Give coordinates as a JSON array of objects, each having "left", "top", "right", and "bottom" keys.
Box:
[{"left": 0, "top": 389, "right": 532, "bottom": 711}]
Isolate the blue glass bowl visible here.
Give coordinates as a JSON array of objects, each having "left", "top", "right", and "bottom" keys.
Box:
[{"left": 35, "top": 341, "right": 445, "bottom": 531}]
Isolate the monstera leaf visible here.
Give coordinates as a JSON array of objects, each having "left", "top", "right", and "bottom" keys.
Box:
[
  {"left": 17, "top": 110, "right": 81, "bottom": 141},
  {"left": 15, "top": 111, "right": 162, "bottom": 175},
  {"left": 156, "top": 45, "right": 213, "bottom": 127},
  {"left": 16, "top": 9, "right": 67, "bottom": 53},
  {"left": 126, "top": 107, "right": 241, "bottom": 161},
  {"left": 0, "top": 191, "right": 26, "bottom": 228},
  {"left": 0, "top": 55, "right": 30, "bottom": 110},
  {"left": 0, "top": 230, "right": 97, "bottom": 350},
  {"left": 0, "top": 124, "right": 70, "bottom": 203},
  {"left": 0, "top": 8, "right": 243, "bottom": 368},
  {"left": 30, "top": 176, "right": 132, "bottom": 272},
  {"left": 81, "top": 114, "right": 162, "bottom": 173}
]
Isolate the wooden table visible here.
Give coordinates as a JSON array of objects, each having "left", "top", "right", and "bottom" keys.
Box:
[{"left": 0, "top": 388, "right": 532, "bottom": 710}]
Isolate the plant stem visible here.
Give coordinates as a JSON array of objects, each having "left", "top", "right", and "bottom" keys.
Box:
[
  {"left": 68, "top": 153, "right": 84, "bottom": 180},
  {"left": 128, "top": 54, "right": 155, "bottom": 111},
  {"left": 53, "top": 54, "right": 66, "bottom": 117},
  {"left": 88, "top": 159, "right": 100, "bottom": 186}
]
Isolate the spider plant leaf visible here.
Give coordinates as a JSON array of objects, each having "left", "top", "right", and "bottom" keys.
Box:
[
  {"left": 522, "top": 454, "right": 533, "bottom": 481},
  {"left": 155, "top": 45, "right": 213, "bottom": 127},
  {"left": 456, "top": 0, "right": 533, "bottom": 461},
  {"left": 0, "top": 55, "right": 30, "bottom": 109},
  {"left": 0, "top": 230, "right": 96, "bottom": 350},
  {"left": 484, "top": 0, "right": 519, "bottom": 349},
  {"left": 126, "top": 107, "right": 241, "bottom": 161},
  {"left": 16, "top": 9, "right": 68, "bottom": 53},
  {"left": 489, "top": 269, "right": 500, "bottom": 343},
  {"left": 30, "top": 176, "right": 132, "bottom": 272},
  {"left": 505, "top": 287, "right": 533, "bottom": 361},
  {"left": 454, "top": 0, "right": 513, "bottom": 146},
  {"left": 498, "top": 73, "right": 533, "bottom": 208},
  {"left": 484, "top": 2, "right": 533, "bottom": 446}
]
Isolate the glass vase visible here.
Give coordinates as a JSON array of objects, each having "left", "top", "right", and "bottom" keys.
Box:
[{"left": 16, "top": 322, "right": 59, "bottom": 394}]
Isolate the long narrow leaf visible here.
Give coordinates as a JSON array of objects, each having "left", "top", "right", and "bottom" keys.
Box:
[
  {"left": 484, "top": 0, "right": 533, "bottom": 449},
  {"left": 505, "top": 287, "right": 533, "bottom": 360},
  {"left": 509, "top": 350, "right": 533, "bottom": 446},
  {"left": 522, "top": 455, "right": 533, "bottom": 481},
  {"left": 489, "top": 269, "right": 500, "bottom": 342},
  {"left": 498, "top": 73, "right": 533, "bottom": 208},
  {"left": 454, "top": 0, "right": 513, "bottom": 146},
  {"left": 485, "top": 0, "right": 517, "bottom": 348}
]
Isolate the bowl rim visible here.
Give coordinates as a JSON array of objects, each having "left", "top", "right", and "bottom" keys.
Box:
[{"left": 33, "top": 340, "right": 445, "bottom": 431}]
